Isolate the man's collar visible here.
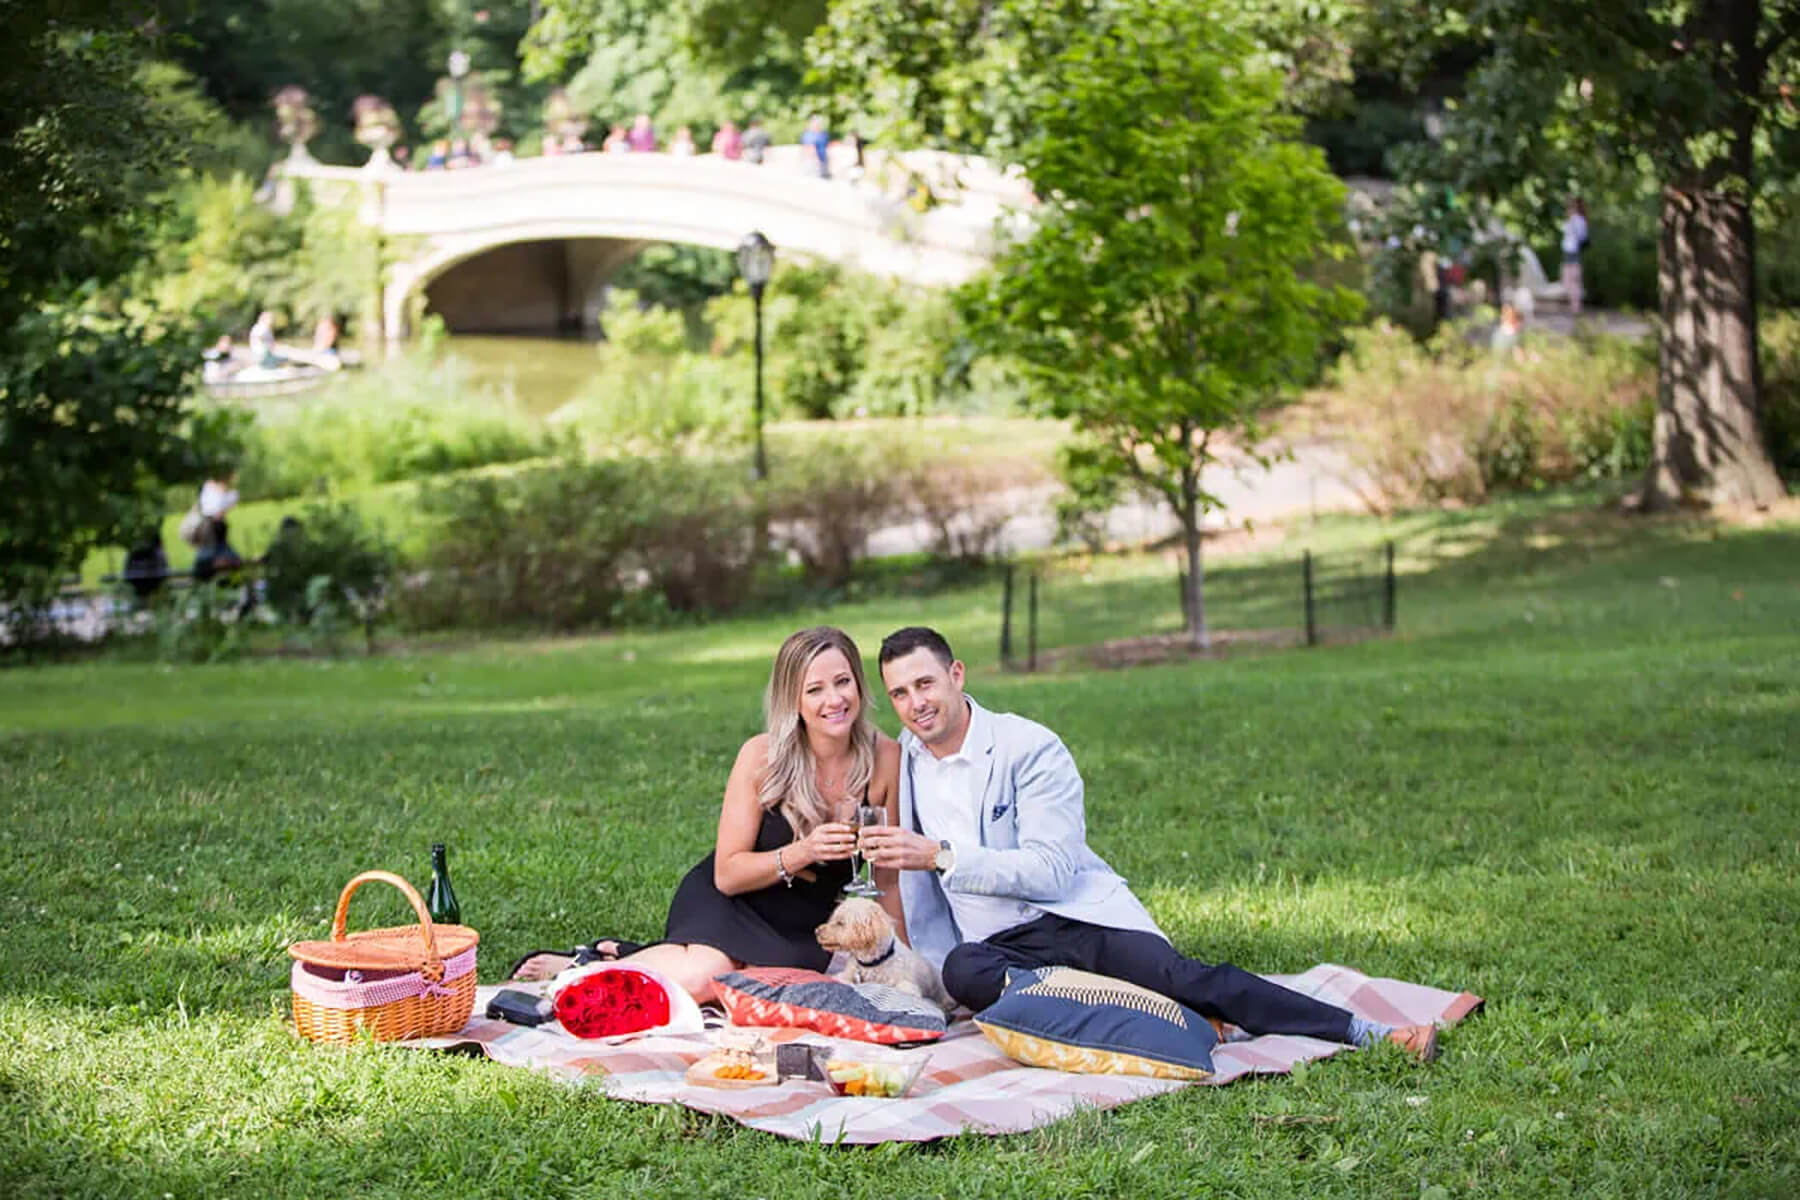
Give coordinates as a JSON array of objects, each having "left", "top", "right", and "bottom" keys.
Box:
[{"left": 903, "top": 695, "right": 992, "bottom": 762}]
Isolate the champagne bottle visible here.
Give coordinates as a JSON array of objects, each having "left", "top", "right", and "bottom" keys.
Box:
[{"left": 427, "top": 843, "right": 462, "bottom": 926}]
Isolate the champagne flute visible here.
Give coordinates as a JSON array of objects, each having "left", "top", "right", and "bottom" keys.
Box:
[
  {"left": 831, "top": 799, "right": 870, "bottom": 897},
  {"left": 847, "top": 804, "right": 886, "bottom": 898}
]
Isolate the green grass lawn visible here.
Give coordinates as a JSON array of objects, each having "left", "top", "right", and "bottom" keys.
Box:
[{"left": 6, "top": 492, "right": 1798, "bottom": 1197}]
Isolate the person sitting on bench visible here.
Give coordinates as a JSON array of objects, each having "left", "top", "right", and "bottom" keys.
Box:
[{"left": 121, "top": 530, "right": 171, "bottom": 601}]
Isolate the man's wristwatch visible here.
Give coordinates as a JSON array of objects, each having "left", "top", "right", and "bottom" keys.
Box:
[{"left": 933, "top": 839, "right": 954, "bottom": 875}]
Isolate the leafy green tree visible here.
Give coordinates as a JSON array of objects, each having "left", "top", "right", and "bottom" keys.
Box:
[
  {"left": 164, "top": 0, "right": 451, "bottom": 164},
  {"left": 1376, "top": 0, "right": 1797, "bottom": 509},
  {"left": 1, "top": 4, "right": 219, "bottom": 621},
  {"left": 957, "top": 1, "right": 1361, "bottom": 647},
  {"left": 807, "top": 0, "right": 1370, "bottom": 156},
  {"left": 524, "top": 0, "right": 824, "bottom": 82},
  {"left": 522, "top": 0, "right": 817, "bottom": 137}
]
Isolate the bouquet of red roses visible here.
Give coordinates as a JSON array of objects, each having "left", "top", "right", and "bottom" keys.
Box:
[{"left": 553, "top": 965, "right": 674, "bottom": 1039}]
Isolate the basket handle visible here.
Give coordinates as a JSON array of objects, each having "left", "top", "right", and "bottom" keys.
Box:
[{"left": 330, "top": 869, "right": 445, "bottom": 980}]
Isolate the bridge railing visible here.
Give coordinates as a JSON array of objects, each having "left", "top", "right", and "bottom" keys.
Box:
[{"left": 273, "top": 144, "right": 1030, "bottom": 297}]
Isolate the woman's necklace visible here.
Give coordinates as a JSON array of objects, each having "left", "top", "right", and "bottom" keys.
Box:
[{"left": 815, "top": 753, "right": 853, "bottom": 799}]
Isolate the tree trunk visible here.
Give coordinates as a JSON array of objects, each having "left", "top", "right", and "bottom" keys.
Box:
[
  {"left": 1634, "top": 186, "right": 1785, "bottom": 510},
  {"left": 1182, "top": 505, "right": 1208, "bottom": 650}
]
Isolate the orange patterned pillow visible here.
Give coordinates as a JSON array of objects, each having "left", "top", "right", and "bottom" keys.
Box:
[{"left": 711, "top": 968, "right": 948, "bottom": 1044}]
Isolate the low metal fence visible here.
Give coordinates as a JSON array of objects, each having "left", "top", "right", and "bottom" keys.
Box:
[{"left": 996, "top": 541, "right": 1396, "bottom": 671}]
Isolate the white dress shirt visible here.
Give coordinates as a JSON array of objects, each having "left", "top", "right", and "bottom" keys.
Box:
[
  {"left": 198, "top": 480, "right": 238, "bottom": 519},
  {"left": 910, "top": 700, "right": 1045, "bottom": 942},
  {"left": 1562, "top": 212, "right": 1589, "bottom": 258}
]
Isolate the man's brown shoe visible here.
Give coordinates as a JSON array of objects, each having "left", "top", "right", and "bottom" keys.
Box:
[{"left": 1387, "top": 1023, "right": 1440, "bottom": 1062}]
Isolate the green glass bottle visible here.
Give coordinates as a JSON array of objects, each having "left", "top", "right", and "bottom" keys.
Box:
[{"left": 427, "top": 843, "right": 462, "bottom": 926}]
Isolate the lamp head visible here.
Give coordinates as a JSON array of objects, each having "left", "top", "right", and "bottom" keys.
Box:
[{"left": 736, "top": 230, "right": 775, "bottom": 294}]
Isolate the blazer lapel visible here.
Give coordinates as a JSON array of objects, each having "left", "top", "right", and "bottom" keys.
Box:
[{"left": 966, "top": 697, "right": 1004, "bottom": 840}]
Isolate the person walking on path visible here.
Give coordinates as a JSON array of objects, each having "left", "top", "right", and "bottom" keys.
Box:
[
  {"left": 1561, "top": 198, "right": 1589, "bottom": 319},
  {"left": 801, "top": 114, "right": 831, "bottom": 179},
  {"left": 861, "top": 626, "right": 1441, "bottom": 1060}
]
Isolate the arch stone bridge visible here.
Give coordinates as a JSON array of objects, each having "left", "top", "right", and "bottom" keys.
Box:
[{"left": 272, "top": 147, "right": 1029, "bottom": 337}]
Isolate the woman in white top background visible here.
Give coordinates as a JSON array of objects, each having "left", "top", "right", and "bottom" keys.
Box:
[
  {"left": 1561, "top": 197, "right": 1589, "bottom": 318},
  {"left": 193, "top": 469, "right": 243, "bottom": 580}
]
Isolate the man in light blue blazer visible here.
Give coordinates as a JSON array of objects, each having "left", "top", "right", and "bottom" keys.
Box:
[{"left": 862, "top": 626, "right": 1438, "bottom": 1059}]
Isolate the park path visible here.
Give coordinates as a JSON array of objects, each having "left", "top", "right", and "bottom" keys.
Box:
[{"left": 865, "top": 439, "right": 1366, "bottom": 558}]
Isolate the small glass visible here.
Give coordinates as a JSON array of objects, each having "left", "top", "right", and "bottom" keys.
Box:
[{"left": 842, "top": 804, "right": 885, "bottom": 898}]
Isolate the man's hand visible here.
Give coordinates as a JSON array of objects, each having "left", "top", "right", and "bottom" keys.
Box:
[{"left": 859, "top": 826, "right": 940, "bottom": 871}]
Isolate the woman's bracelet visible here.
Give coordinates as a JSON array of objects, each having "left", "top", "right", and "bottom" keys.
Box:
[{"left": 775, "top": 845, "right": 794, "bottom": 887}]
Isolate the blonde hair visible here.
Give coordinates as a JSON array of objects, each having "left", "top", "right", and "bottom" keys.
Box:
[{"left": 759, "top": 627, "right": 878, "bottom": 838}]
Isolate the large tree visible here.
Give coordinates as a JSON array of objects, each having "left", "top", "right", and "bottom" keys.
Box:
[
  {"left": 957, "top": 1, "right": 1361, "bottom": 647},
  {"left": 1379, "top": 0, "right": 1797, "bottom": 509},
  {"left": 1, "top": 3, "right": 212, "bottom": 621}
]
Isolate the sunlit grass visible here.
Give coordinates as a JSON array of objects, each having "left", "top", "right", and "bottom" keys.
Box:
[{"left": 8, "top": 490, "right": 1800, "bottom": 1198}]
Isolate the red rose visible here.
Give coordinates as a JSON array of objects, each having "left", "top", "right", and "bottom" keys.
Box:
[{"left": 555, "top": 968, "right": 673, "bottom": 1038}]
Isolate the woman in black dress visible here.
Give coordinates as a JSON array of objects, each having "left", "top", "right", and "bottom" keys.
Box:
[{"left": 519, "top": 627, "right": 903, "bottom": 1003}]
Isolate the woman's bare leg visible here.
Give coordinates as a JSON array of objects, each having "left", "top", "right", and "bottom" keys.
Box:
[
  {"left": 512, "top": 942, "right": 734, "bottom": 1005},
  {"left": 510, "top": 939, "right": 637, "bottom": 981},
  {"left": 619, "top": 943, "right": 734, "bottom": 1004}
]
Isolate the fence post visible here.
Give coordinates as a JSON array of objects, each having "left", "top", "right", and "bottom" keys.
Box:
[
  {"left": 1027, "top": 571, "right": 1039, "bottom": 673},
  {"left": 1000, "top": 563, "right": 1015, "bottom": 668},
  {"left": 1303, "top": 550, "right": 1317, "bottom": 647},
  {"left": 1383, "top": 540, "right": 1396, "bottom": 632}
]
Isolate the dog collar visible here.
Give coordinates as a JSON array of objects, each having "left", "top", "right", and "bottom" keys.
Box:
[{"left": 854, "top": 942, "right": 898, "bottom": 968}]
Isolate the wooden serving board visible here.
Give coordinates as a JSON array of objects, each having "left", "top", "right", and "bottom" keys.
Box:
[{"left": 684, "top": 1053, "right": 778, "bottom": 1090}]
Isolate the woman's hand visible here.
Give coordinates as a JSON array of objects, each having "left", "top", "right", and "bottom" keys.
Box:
[{"left": 796, "top": 820, "right": 857, "bottom": 866}]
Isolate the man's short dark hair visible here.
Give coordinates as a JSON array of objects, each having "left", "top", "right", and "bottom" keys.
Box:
[{"left": 879, "top": 626, "right": 954, "bottom": 669}]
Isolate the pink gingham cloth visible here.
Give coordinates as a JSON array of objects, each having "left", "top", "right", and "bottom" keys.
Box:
[
  {"left": 404, "top": 963, "right": 1481, "bottom": 1144},
  {"left": 291, "top": 946, "right": 478, "bottom": 1008}
]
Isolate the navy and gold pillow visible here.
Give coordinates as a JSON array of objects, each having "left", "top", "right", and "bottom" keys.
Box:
[{"left": 973, "top": 966, "right": 1217, "bottom": 1080}]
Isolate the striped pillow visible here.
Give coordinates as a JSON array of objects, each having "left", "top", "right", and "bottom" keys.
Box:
[
  {"left": 712, "top": 968, "right": 947, "bottom": 1045},
  {"left": 974, "top": 966, "right": 1217, "bottom": 1080}
]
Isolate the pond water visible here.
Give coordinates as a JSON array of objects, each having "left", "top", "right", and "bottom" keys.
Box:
[{"left": 413, "top": 334, "right": 610, "bottom": 419}]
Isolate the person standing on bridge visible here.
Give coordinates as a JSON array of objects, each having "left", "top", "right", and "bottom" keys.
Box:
[
  {"left": 670, "top": 126, "right": 697, "bottom": 156},
  {"left": 712, "top": 120, "right": 743, "bottom": 160},
  {"left": 627, "top": 113, "right": 658, "bottom": 153},
  {"left": 742, "top": 117, "right": 770, "bottom": 165}
]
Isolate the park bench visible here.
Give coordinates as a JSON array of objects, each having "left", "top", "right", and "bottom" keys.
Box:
[{"left": 100, "top": 560, "right": 261, "bottom": 600}]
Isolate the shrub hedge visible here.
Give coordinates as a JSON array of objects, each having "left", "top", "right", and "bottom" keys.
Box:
[{"left": 1312, "top": 318, "right": 1658, "bottom": 510}]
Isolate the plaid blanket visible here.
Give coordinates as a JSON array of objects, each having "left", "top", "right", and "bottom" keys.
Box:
[{"left": 409, "top": 963, "right": 1481, "bottom": 1144}]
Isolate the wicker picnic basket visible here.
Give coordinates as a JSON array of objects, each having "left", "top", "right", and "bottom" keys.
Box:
[{"left": 288, "top": 870, "right": 480, "bottom": 1045}]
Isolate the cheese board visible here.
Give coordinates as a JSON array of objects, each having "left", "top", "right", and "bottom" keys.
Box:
[{"left": 684, "top": 1049, "right": 777, "bottom": 1089}]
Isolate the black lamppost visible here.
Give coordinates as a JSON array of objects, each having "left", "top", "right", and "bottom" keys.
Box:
[
  {"left": 447, "top": 48, "right": 471, "bottom": 134},
  {"left": 736, "top": 230, "right": 775, "bottom": 481}
]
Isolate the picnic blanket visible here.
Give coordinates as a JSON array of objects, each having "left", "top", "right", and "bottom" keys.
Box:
[{"left": 409, "top": 963, "right": 1482, "bottom": 1144}]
